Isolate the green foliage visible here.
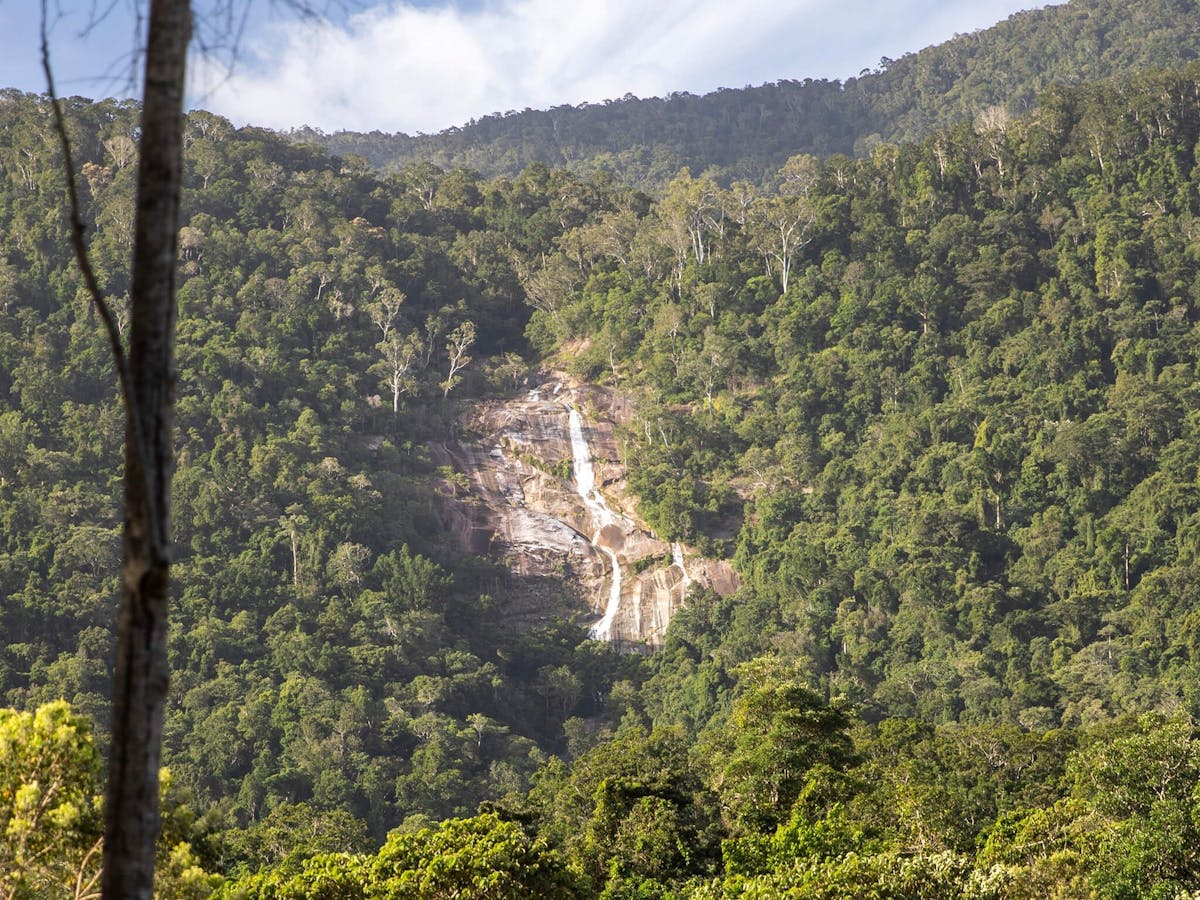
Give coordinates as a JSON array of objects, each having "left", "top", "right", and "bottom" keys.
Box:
[
  {"left": 1068, "top": 716, "right": 1200, "bottom": 897},
  {"left": 512, "top": 61, "right": 1200, "bottom": 745},
  {"left": 302, "top": 0, "right": 1200, "bottom": 189},
  {"left": 527, "top": 723, "right": 723, "bottom": 893},
  {"left": 0, "top": 95, "right": 632, "bottom": 859},
  {"left": 218, "top": 813, "right": 584, "bottom": 899},
  {"left": 14, "top": 17, "right": 1200, "bottom": 895},
  {"left": 0, "top": 701, "right": 102, "bottom": 898},
  {"left": 0, "top": 701, "right": 221, "bottom": 898},
  {"left": 707, "top": 660, "right": 856, "bottom": 833},
  {"left": 368, "top": 813, "right": 584, "bottom": 898},
  {"left": 220, "top": 802, "right": 370, "bottom": 873}
]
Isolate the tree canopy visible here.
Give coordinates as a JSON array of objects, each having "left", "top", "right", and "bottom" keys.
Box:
[{"left": 9, "top": 21, "right": 1200, "bottom": 895}]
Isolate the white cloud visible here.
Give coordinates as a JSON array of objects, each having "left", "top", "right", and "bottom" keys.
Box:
[{"left": 190, "top": 0, "right": 1056, "bottom": 134}]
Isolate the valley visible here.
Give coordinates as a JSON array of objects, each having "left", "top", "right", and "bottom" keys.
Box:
[{"left": 6, "top": 0, "right": 1200, "bottom": 894}]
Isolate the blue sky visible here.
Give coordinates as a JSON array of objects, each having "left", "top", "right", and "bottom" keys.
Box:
[{"left": 4, "top": 0, "right": 1062, "bottom": 134}]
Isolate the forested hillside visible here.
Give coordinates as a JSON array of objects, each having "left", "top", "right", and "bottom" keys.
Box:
[
  {"left": 300, "top": 0, "right": 1200, "bottom": 187},
  {"left": 8, "top": 52, "right": 1200, "bottom": 899},
  {"left": 0, "top": 88, "right": 642, "bottom": 876},
  {"left": 550, "top": 65, "right": 1200, "bottom": 731}
]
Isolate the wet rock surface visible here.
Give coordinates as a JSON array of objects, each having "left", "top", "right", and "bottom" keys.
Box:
[{"left": 432, "top": 374, "right": 738, "bottom": 646}]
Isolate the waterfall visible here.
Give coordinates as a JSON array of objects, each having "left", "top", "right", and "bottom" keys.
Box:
[
  {"left": 672, "top": 542, "right": 693, "bottom": 593},
  {"left": 567, "top": 406, "right": 623, "bottom": 640}
]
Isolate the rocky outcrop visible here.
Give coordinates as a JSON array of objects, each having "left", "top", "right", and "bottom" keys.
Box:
[{"left": 432, "top": 375, "right": 738, "bottom": 646}]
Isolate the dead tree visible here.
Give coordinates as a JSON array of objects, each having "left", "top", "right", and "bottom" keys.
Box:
[
  {"left": 102, "top": 1, "right": 189, "bottom": 895},
  {"left": 44, "top": 0, "right": 191, "bottom": 895}
]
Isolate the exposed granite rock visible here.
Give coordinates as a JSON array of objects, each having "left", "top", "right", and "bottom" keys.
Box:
[{"left": 432, "top": 374, "right": 738, "bottom": 646}]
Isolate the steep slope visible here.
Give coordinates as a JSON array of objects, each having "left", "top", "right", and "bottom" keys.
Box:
[
  {"left": 9, "top": 52, "right": 1200, "bottom": 873},
  {"left": 0, "top": 94, "right": 642, "bottom": 844},
  {"left": 535, "top": 62, "right": 1200, "bottom": 730},
  {"left": 433, "top": 375, "right": 737, "bottom": 645}
]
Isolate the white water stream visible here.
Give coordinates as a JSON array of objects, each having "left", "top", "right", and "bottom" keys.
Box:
[
  {"left": 567, "top": 406, "right": 624, "bottom": 641},
  {"left": 672, "top": 542, "right": 692, "bottom": 592}
]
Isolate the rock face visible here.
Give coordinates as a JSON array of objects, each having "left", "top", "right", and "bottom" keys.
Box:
[{"left": 432, "top": 375, "right": 738, "bottom": 646}]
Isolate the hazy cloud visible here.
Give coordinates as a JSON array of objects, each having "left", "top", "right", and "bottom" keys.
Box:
[{"left": 191, "top": 0, "right": 1056, "bottom": 134}]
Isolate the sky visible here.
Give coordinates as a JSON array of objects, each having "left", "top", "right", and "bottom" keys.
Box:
[{"left": 3, "top": 0, "right": 1063, "bottom": 135}]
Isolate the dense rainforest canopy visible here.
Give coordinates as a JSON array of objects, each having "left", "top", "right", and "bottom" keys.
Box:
[
  {"left": 7, "top": 24, "right": 1200, "bottom": 900},
  {"left": 302, "top": 0, "right": 1200, "bottom": 188}
]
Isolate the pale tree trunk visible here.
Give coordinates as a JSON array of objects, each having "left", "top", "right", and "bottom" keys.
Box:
[{"left": 102, "top": 0, "right": 190, "bottom": 896}]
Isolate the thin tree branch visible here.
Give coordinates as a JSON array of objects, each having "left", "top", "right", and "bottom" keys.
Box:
[
  {"left": 40, "top": 4, "right": 133, "bottom": 404},
  {"left": 74, "top": 836, "right": 104, "bottom": 900},
  {"left": 41, "top": 1, "right": 167, "bottom": 561}
]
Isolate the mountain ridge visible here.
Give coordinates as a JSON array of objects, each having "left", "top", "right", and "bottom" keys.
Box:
[{"left": 296, "top": 0, "right": 1200, "bottom": 187}]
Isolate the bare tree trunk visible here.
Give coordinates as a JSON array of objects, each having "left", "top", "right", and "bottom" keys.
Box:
[{"left": 102, "top": 0, "right": 190, "bottom": 896}]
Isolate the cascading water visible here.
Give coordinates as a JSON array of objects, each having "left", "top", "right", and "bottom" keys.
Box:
[
  {"left": 672, "top": 542, "right": 692, "bottom": 592},
  {"left": 567, "top": 406, "right": 624, "bottom": 640}
]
